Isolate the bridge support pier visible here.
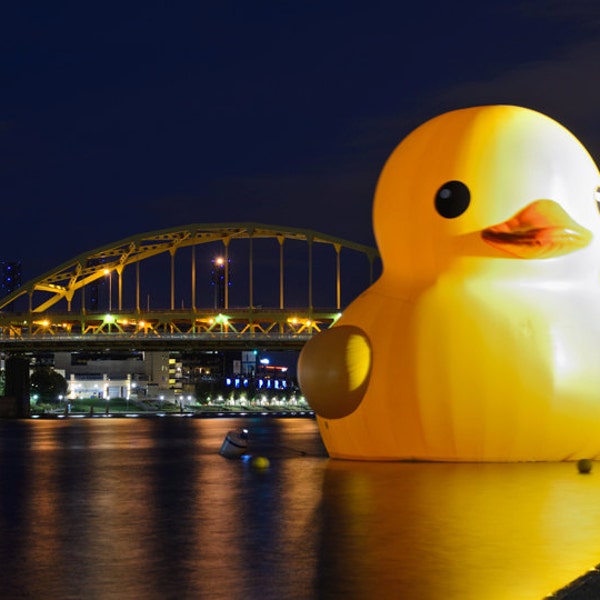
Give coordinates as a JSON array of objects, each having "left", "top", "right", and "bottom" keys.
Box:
[{"left": 2, "top": 356, "right": 31, "bottom": 418}]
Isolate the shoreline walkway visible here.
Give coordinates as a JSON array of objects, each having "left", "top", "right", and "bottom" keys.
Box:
[{"left": 29, "top": 409, "right": 316, "bottom": 420}]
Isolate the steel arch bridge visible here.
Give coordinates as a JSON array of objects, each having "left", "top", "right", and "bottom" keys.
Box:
[{"left": 0, "top": 223, "right": 380, "bottom": 351}]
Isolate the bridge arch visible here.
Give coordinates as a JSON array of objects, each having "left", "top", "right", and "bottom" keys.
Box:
[
  {"left": 0, "top": 222, "right": 379, "bottom": 314},
  {"left": 0, "top": 223, "right": 379, "bottom": 348}
]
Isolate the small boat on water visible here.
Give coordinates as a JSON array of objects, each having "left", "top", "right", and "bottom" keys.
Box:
[{"left": 219, "top": 428, "right": 249, "bottom": 458}]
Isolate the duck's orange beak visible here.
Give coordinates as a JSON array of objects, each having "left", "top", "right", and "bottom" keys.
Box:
[{"left": 481, "top": 200, "right": 592, "bottom": 259}]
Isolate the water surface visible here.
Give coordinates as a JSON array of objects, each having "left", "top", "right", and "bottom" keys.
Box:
[{"left": 0, "top": 417, "right": 598, "bottom": 599}]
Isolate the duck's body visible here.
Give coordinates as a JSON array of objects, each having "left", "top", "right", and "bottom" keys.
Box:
[
  {"left": 298, "top": 105, "right": 600, "bottom": 461},
  {"left": 319, "top": 274, "right": 600, "bottom": 461}
]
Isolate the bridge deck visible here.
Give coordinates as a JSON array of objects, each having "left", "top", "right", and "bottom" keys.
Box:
[{"left": 0, "top": 308, "right": 341, "bottom": 351}]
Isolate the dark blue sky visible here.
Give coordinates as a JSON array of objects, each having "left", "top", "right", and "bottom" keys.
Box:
[{"left": 2, "top": 0, "right": 600, "bottom": 281}]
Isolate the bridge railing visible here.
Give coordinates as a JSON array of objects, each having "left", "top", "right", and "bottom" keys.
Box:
[{"left": 0, "top": 307, "right": 342, "bottom": 350}]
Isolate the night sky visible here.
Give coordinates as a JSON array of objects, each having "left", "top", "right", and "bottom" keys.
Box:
[{"left": 2, "top": 0, "right": 600, "bottom": 283}]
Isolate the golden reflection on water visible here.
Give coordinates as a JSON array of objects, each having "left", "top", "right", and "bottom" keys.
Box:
[
  {"left": 2, "top": 419, "right": 600, "bottom": 599},
  {"left": 20, "top": 419, "right": 164, "bottom": 598},
  {"left": 319, "top": 460, "right": 600, "bottom": 599}
]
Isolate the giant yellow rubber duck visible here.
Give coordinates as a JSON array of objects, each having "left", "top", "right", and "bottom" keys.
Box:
[{"left": 298, "top": 105, "right": 600, "bottom": 461}]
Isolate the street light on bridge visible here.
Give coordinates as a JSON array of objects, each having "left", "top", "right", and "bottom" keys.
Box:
[{"left": 211, "top": 256, "right": 232, "bottom": 309}]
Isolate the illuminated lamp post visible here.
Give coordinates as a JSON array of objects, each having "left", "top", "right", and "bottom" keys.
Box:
[{"left": 211, "top": 257, "right": 226, "bottom": 309}]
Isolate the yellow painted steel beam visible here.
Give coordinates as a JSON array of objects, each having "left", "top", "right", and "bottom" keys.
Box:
[
  {"left": 0, "top": 309, "right": 342, "bottom": 339},
  {"left": 0, "top": 222, "right": 379, "bottom": 313}
]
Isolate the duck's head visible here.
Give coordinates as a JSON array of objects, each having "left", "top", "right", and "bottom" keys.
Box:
[{"left": 373, "top": 105, "right": 600, "bottom": 285}]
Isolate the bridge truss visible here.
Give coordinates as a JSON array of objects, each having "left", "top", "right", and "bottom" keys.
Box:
[{"left": 0, "top": 223, "right": 379, "bottom": 350}]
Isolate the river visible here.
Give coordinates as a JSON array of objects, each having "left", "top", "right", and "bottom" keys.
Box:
[{"left": 0, "top": 417, "right": 599, "bottom": 599}]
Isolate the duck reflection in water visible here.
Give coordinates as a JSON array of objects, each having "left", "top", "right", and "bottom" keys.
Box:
[{"left": 315, "top": 460, "right": 600, "bottom": 600}]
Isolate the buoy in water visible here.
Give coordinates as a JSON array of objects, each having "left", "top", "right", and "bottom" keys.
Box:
[
  {"left": 577, "top": 458, "right": 593, "bottom": 474},
  {"left": 251, "top": 456, "right": 270, "bottom": 470}
]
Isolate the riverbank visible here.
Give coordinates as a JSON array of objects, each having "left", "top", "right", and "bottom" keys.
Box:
[
  {"left": 29, "top": 396, "right": 314, "bottom": 419},
  {"left": 30, "top": 407, "right": 315, "bottom": 419}
]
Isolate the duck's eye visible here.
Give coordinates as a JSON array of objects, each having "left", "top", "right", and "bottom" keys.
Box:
[
  {"left": 595, "top": 186, "right": 600, "bottom": 213},
  {"left": 435, "top": 180, "right": 470, "bottom": 218}
]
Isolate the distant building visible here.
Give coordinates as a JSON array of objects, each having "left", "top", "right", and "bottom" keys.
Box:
[
  {"left": 0, "top": 260, "right": 22, "bottom": 310},
  {"left": 1, "top": 260, "right": 22, "bottom": 295},
  {"left": 53, "top": 350, "right": 175, "bottom": 401},
  {"left": 211, "top": 256, "right": 231, "bottom": 308},
  {"left": 52, "top": 350, "right": 223, "bottom": 401},
  {"left": 85, "top": 258, "right": 104, "bottom": 311}
]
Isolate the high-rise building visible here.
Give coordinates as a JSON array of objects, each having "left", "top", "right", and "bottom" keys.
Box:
[
  {"left": 86, "top": 258, "right": 105, "bottom": 311},
  {"left": 0, "top": 260, "right": 21, "bottom": 296},
  {"left": 0, "top": 260, "right": 22, "bottom": 310},
  {"left": 211, "top": 256, "right": 231, "bottom": 308}
]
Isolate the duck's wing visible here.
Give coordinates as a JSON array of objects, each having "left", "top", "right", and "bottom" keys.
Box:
[{"left": 297, "top": 325, "right": 372, "bottom": 419}]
